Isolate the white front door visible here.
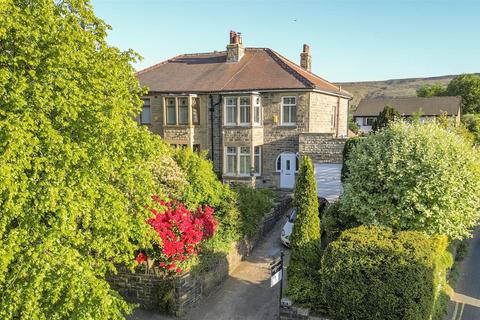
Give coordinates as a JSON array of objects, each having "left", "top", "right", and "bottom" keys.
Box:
[{"left": 280, "top": 153, "right": 296, "bottom": 189}]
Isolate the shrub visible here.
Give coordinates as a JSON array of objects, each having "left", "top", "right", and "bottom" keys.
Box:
[
  {"left": 173, "top": 148, "right": 240, "bottom": 251},
  {"left": 235, "top": 184, "right": 276, "bottom": 238},
  {"left": 341, "top": 121, "right": 480, "bottom": 240},
  {"left": 371, "top": 105, "right": 401, "bottom": 132},
  {"left": 321, "top": 226, "right": 453, "bottom": 320},
  {"left": 139, "top": 197, "right": 218, "bottom": 273},
  {"left": 322, "top": 200, "right": 359, "bottom": 244},
  {"left": 340, "top": 136, "right": 363, "bottom": 182},
  {"left": 287, "top": 156, "right": 321, "bottom": 308}
]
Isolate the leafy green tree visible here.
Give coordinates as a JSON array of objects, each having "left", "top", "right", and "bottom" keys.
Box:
[
  {"left": 0, "top": 1, "right": 171, "bottom": 318},
  {"left": 371, "top": 105, "right": 401, "bottom": 132},
  {"left": 340, "top": 136, "right": 363, "bottom": 182},
  {"left": 462, "top": 114, "right": 480, "bottom": 145},
  {"left": 287, "top": 156, "right": 321, "bottom": 308},
  {"left": 417, "top": 83, "right": 447, "bottom": 97},
  {"left": 348, "top": 115, "right": 359, "bottom": 134},
  {"left": 447, "top": 74, "right": 480, "bottom": 114},
  {"left": 341, "top": 122, "right": 480, "bottom": 240}
]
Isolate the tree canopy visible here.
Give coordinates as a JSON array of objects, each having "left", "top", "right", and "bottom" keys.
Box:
[
  {"left": 371, "top": 105, "right": 400, "bottom": 132},
  {"left": 447, "top": 74, "right": 480, "bottom": 114},
  {"left": 341, "top": 122, "right": 480, "bottom": 240},
  {"left": 416, "top": 83, "right": 447, "bottom": 97},
  {"left": 0, "top": 0, "right": 170, "bottom": 318}
]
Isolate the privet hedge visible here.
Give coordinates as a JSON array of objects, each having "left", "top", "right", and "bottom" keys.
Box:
[{"left": 321, "top": 226, "right": 452, "bottom": 320}]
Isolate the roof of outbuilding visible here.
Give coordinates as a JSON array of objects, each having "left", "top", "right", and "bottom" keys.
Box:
[
  {"left": 136, "top": 48, "right": 351, "bottom": 98},
  {"left": 353, "top": 96, "right": 461, "bottom": 117}
]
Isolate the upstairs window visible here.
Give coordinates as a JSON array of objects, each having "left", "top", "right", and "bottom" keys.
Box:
[
  {"left": 140, "top": 99, "right": 151, "bottom": 124},
  {"left": 364, "top": 117, "right": 376, "bottom": 126},
  {"left": 178, "top": 97, "right": 189, "bottom": 124},
  {"left": 225, "top": 97, "right": 237, "bottom": 125},
  {"left": 166, "top": 98, "right": 177, "bottom": 125},
  {"left": 192, "top": 98, "right": 200, "bottom": 125},
  {"left": 253, "top": 97, "right": 261, "bottom": 125},
  {"left": 281, "top": 96, "right": 297, "bottom": 125},
  {"left": 239, "top": 97, "right": 250, "bottom": 125}
]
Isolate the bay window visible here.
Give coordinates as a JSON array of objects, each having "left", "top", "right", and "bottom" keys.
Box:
[
  {"left": 253, "top": 97, "right": 261, "bottom": 125},
  {"left": 178, "top": 98, "right": 189, "bottom": 124},
  {"left": 225, "top": 97, "right": 237, "bottom": 125},
  {"left": 224, "top": 95, "right": 261, "bottom": 126},
  {"left": 254, "top": 146, "right": 261, "bottom": 175},
  {"left": 166, "top": 98, "right": 177, "bottom": 125},
  {"left": 239, "top": 146, "right": 251, "bottom": 175},
  {"left": 224, "top": 146, "right": 262, "bottom": 176},
  {"left": 192, "top": 98, "right": 200, "bottom": 124},
  {"left": 239, "top": 97, "right": 250, "bottom": 125},
  {"left": 226, "top": 147, "right": 237, "bottom": 175}
]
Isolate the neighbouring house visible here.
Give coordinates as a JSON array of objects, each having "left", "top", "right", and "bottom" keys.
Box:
[
  {"left": 136, "top": 31, "right": 352, "bottom": 190},
  {"left": 354, "top": 96, "right": 462, "bottom": 133}
]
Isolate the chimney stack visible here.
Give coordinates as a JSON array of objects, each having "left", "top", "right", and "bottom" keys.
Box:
[
  {"left": 226, "top": 30, "right": 245, "bottom": 63},
  {"left": 300, "top": 44, "right": 312, "bottom": 72}
]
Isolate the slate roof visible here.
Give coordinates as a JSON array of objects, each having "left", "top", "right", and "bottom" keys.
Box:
[
  {"left": 136, "top": 48, "right": 351, "bottom": 98},
  {"left": 353, "top": 96, "right": 461, "bottom": 117}
]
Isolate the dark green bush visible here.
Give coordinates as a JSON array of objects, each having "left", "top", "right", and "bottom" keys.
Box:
[
  {"left": 235, "top": 184, "right": 276, "bottom": 238},
  {"left": 340, "top": 136, "right": 363, "bottom": 182},
  {"left": 322, "top": 200, "right": 359, "bottom": 245},
  {"left": 321, "top": 226, "right": 452, "bottom": 320}
]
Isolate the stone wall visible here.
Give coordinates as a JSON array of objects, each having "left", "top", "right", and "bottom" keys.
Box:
[
  {"left": 108, "top": 195, "right": 292, "bottom": 317},
  {"left": 299, "top": 133, "right": 346, "bottom": 163},
  {"left": 280, "top": 299, "right": 332, "bottom": 320}
]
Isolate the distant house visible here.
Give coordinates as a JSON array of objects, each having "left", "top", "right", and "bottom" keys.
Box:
[{"left": 353, "top": 96, "right": 461, "bottom": 133}]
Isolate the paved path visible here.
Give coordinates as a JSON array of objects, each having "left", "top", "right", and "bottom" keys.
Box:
[
  {"left": 129, "top": 219, "right": 286, "bottom": 320},
  {"left": 447, "top": 228, "right": 480, "bottom": 320}
]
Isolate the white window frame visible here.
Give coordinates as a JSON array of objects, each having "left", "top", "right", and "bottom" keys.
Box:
[
  {"left": 178, "top": 97, "right": 189, "bottom": 125},
  {"left": 239, "top": 96, "right": 251, "bottom": 125},
  {"left": 364, "top": 117, "right": 376, "bottom": 126},
  {"left": 254, "top": 146, "right": 262, "bottom": 176},
  {"left": 140, "top": 99, "right": 151, "bottom": 124},
  {"left": 253, "top": 96, "right": 262, "bottom": 125},
  {"left": 224, "top": 97, "right": 237, "bottom": 126},
  {"left": 281, "top": 96, "right": 297, "bottom": 125},
  {"left": 239, "top": 146, "right": 251, "bottom": 176},
  {"left": 225, "top": 147, "right": 237, "bottom": 175},
  {"left": 165, "top": 97, "right": 177, "bottom": 125}
]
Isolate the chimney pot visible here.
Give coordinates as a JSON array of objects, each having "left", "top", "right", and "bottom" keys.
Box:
[
  {"left": 303, "top": 44, "right": 310, "bottom": 53},
  {"left": 227, "top": 30, "right": 245, "bottom": 63}
]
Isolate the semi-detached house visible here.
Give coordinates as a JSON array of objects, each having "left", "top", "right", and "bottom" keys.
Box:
[{"left": 136, "top": 31, "right": 352, "bottom": 190}]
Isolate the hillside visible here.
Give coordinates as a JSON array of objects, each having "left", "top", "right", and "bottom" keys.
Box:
[{"left": 336, "top": 74, "right": 460, "bottom": 108}]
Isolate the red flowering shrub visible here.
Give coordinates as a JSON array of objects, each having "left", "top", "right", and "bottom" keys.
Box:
[{"left": 136, "top": 195, "right": 217, "bottom": 273}]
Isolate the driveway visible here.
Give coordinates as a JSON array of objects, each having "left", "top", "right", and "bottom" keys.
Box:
[
  {"left": 128, "top": 218, "right": 286, "bottom": 320},
  {"left": 314, "top": 163, "right": 343, "bottom": 202},
  {"left": 446, "top": 228, "right": 480, "bottom": 320}
]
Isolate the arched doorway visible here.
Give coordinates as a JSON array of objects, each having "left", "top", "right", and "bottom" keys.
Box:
[{"left": 276, "top": 152, "right": 299, "bottom": 189}]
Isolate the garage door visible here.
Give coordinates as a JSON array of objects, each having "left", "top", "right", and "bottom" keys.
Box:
[{"left": 314, "top": 163, "right": 343, "bottom": 202}]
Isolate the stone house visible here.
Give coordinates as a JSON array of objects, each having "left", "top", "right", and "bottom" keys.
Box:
[
  {"left": 354, "top": 96, "right": 462, "bottom": 133},
  {"left": 136, "top": 31, "right": 352, "bottom": 189}
]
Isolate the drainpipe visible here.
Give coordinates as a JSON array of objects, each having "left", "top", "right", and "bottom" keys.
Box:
[{"left": 209, "top": 94, "right": 222, "bottom": 169}]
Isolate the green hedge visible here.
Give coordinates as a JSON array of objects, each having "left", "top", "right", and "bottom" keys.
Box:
[
  {"left": 235, "top": 184, "right": 276, "bottom": 238},
  {"left": 340, "top": 136, "right": 363, "bottom": 182},
  {"left": 321, "top": 226, "right": 452, "bottom": 320}
]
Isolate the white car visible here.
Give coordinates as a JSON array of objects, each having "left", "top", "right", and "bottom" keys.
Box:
[{"left": 280, "top": 208, "right": 297, "bottom": 247}]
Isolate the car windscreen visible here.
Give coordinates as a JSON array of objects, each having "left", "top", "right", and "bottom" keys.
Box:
[{"left": 289, "top": 209, "right": 297, "bottom": 222}]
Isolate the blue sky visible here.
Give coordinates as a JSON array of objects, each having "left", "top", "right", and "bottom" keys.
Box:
[{"left": 91, "top": 0, "right": 480, "bottom": 82}]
